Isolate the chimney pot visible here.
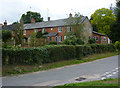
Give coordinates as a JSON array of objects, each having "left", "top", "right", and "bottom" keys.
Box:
[
  {"left": 31, "top": 18, "right": 35, "bottom": 23},
  {"left": 69, "top": 13, "right": 72, "bottom": 18},
  {"left": 48, "top": 17, "right": 50, "bottom": 21},
  {"left": 4, "top": 20, "right": 7, "bottom": 26}
]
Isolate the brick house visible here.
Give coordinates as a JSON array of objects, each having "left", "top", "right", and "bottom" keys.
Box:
[{"left": 1, "top": 13, "right": 111, "bottom": 44}]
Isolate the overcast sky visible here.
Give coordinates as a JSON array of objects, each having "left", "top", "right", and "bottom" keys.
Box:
[{"left": 0, "top": 0, "right": 116, "bottom": 25}]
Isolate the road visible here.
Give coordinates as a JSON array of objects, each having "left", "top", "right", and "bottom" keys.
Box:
[{"left": 2, "top": 55, "right": 119, "bottom": 86}]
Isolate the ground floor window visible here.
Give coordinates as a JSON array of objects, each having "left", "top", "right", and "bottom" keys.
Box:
[
  {"left": 59, "top": 36, "right": 62, "bottom": 42},
  {"left": 64, "top": 36, "right": 67, "bottom": 40},
  {"left": 55, "top": 36, "right": 58, "bottom": 42},
  {"left": 103, "top": 37, "right": 106, "bottom": 41},
  {"left": 50, "top": 37, "right": 52, "bottom": 41},
  {"left": 94, "top": 36, "right": 98, "bottom": 41}
]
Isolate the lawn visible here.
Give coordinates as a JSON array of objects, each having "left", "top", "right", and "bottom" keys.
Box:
[
  {"left": 54, "top": 78, "right": 119, "bottom": 88},
  {"left": 2, "top": 52, "right": 118, "bottom": 76}
]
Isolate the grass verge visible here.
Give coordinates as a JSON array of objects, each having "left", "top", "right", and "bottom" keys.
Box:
[
  {"left": 2, "top": 52, "right": 118, "bottom": 76},
  {"left": 54, "top": 78, "right": 119, "bottom": 88}
]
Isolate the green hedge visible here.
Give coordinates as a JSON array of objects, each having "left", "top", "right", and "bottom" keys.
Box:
[{"left": 2, "top": 44, "right": 116, "bottom": 65}]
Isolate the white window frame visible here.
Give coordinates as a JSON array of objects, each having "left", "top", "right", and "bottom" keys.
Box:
[
  {"left": 55, "top": 36, "right": 58, "bottom": 42},
  {"left": 67, "top": 26, "right": 71, "bottom": 32},
  {"left": 103, "top": 36, "right": 106, "bottom": 41},
  {"left": 58, "top": 27, "right": 62, "bottom": 32},
  {"left": 23, "top": 30, "right": 26, "bottom": 35},
  {"left": 34, "top": 29, "right": 38, "bottom": 33},
  {"left": 89, "top": 27, "right": 92, "bottom": 33},
  {"left": 59, "top": 36, "right": 62, "bottom": 42},
  {"left": 42, "top": 28, "right": 45, "bottom": 33},
  {"left": 94, "top": 36, "right": 98, "bottom": 41}
]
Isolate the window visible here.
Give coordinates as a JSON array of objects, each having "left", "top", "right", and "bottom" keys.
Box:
[
  {"left": 51, "top": 28, "right": 53, "bottom": 30},
  {"left": 83, "top": 27, "right": 85, "bottom": 32},
  {"left": 89, "top": 27, "right": 92, "bottom": 33},
  {"left": 50, "top": 37, "right": 52, "bottom": 41},
  {"left": 55, "top": 36, "right": 58, "bottom": 42},
  {"left": 94, "top": 36, "right": 98, "bottom": 41},
  {"left": 12, "top": 31, "right": 14, "bottom": 35},
  {"left": 23, "top": 30, "right": 26, "bottom": 35},
  {"left": 58, "top": 27, "right": 62, "bottom": 32},
  {"left": 103, "top": 37, "right": 106, "bottom": 41},
  {"left": 42, "top": 28, "right": 45, "bottom": 33},
  {"left": 64, "top": 36, "right": 67, "bottom": 40},
  {"left": 59, "top": 36, "right": 62, "bottom": 42},
  {"left": 67, "top": 26, "right": 71, "bottom": 32}
]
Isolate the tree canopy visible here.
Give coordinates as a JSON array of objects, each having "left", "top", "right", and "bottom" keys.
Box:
[
  {"left": 21, "top": 11, "right": 43, "bottom": 24},
  {"left": 90, "top": 8, "right": 116, "bottom": 35},
  {"left": 2, "top": 30, "right": 12, "bottom": 43},
  {"left": 109, "top": 1, "right": 120, "bottom": 43}
]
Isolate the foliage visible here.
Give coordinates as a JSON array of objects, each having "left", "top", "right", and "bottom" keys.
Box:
[
  {"left": 88, "top": 38, "right": 96, "bottom": 44},
  {"left": 109, "top": 1, "right": 120, "bottom": 43},
  {"left": 36, "top": 31, "right": 42, "bottom": 38},
  {"left": 65, "top": 12, "right": 85, "bottom": 40},
  {"left": 2, "top": 30, "right": 12, "bottom": 43},
  {"left": 115, "top": 41, "right": 120, "bottom": 51},
  {"left": 90, "top": 8, "right": 116, "bottom": 35},
  {"left": 48, "top": 41, "right": 57, "bottom": 45},
  {"left": 29, "top": 33, "right": 37, "bottom": 46},
  {"left": 14, "top": 21, "right": 24, "bottom": 46},
  {"left": 63, "top": 36, "right": 84, "bottom": 45},
  {"left": 2, "top": 44, "right": 115, "bottom": 65},
  {"left": 21, "top": 11, "right": 43, "bottom": 24}
]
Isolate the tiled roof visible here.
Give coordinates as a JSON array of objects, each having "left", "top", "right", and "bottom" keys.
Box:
[
  {"left": 2, "top": 16, "right": 87, "bottom": 30},
  {"left": 43, "top": 33, "right": 58, "bottom": 37},
  {"left": 92, "top": 31, "right": 106, "bottom": 36}
]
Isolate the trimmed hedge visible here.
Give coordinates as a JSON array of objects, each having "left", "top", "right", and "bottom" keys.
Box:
[{"left": 2, "top": 44, "right": 116, "bottom": 65}]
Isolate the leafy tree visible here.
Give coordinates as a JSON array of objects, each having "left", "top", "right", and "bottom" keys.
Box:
[
  {"left": 21, "top": 11, "right": 43, "bottom": 24},
  {"left": 88, "top": 38, "right": 96, "bottom": 44},
  {"left": 109, "top": 1, "right": 120, "bottom": 43},
  {"left": 2, "top": 30, "right": 12, "bottom": 47},
  {"left": 65, "top": 12, "right": 85, "bottom": 41},
  {"left": 14, "top": 20, "right": 24, "bottom": 46},
  {"left": 90, "top": 8, "right": 116, "bottom": 35}
]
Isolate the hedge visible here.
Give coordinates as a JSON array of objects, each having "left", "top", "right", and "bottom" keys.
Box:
[{"left": 2, "top": 44, "right": 116, "bottom": 65}]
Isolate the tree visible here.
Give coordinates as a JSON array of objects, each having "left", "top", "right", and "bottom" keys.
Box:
[
  {"left": 65, "top": 12, "right": 85, "bottom": 41},
  {"left": 14, "top": 20, "right": 24, "bottom": 46},
  {"left": 2, "top": 30, "right": 12, "bottom": 47},
  {"left": 109, "top": 1, "right": 120, "bottom": 43},
  {"left": 90, "top": 8, "right": 116, "bottom": 35},
  {"left": 21, "top": 11, "right": 43, "bottom": 24}
]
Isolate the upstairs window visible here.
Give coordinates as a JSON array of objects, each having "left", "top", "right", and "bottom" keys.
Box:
[
  {"left": 58, "top": 27, "right": 62, "bottom": 32},
  {"left": 42, "top": 28, "right": 45, "bottom": 33},
  {"left": 89, "top": 27, "right": 92, "bottom": 33},
  {"left": 67, "top": 26, "right": 71, "bottom": 32},
  {"left": 23, "top": 30, "right": 26, "bottom": 35}
]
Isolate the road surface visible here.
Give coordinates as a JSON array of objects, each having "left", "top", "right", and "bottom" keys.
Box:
[{"left": 2, "top": 55, "right": 119, "bottom": 86}]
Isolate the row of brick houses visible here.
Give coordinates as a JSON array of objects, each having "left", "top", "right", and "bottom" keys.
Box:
[{"left": 1, "top": 13, "right": 110, "bottom": 44}]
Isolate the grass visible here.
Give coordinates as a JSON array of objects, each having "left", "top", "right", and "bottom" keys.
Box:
[
  {"left": 54, "top": 78, "right": 119, "bottom": 88},
  {"left": 2, "top": 52, "right": 118, "bottom": 76}
]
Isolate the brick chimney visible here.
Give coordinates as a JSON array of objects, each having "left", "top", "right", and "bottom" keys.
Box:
[
  {"left": 31, "top": 18, "right": 35, "bottom": 23},
  {"left": 48, "top": 17, "right": 50, "bottom": 21},
  {"left": 69, "top": 13, "right": 72, "bottom": 18},
  {"left": 4, "top": 20, "right": 7, "bottom": 26}
]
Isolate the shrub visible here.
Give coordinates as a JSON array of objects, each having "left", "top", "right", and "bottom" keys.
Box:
[
  {"left": 48, "top": 41, "right": 57, "bottom": 45},
  {"left": 88, "top": 38, "right": 96, "bottom": 44},
  {"left": 115, "top": 41, "right": 120, "bottom": 52}
]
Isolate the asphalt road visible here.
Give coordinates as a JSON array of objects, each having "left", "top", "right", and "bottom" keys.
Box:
[{"left": 2, "top": 55, "right": 119, "bottom": 86}]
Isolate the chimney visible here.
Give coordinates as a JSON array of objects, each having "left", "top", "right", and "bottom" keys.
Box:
[
  {"left": 48, "top": 17, "right": 50, "bottom": 21},
  {"left": 69, "top": 13, "right": 72, "bottom": 18},
  {"left": 31, "top": 18, "right": 35, "bottom": 23},
  {"left": 4, "top": 20, "right": 7, "bottom": 26}
]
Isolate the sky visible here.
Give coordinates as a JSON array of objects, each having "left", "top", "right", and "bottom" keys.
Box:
[{"left": 0, "top": 0, "right": 116, "bottom": 25}]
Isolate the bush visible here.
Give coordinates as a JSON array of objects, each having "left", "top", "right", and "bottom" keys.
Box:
[
  {"left": 2, "top": 44, "right": 116, "bottom": 65},
  {"left": 115, "top": 41, "right": 120, "bottom": 51},
  {"left": 88, "top": 38, "right": 96, "bottom": 44},
  {"left": 63, "top": 37, "right": 84, "bottom": 45},
  {"left": 48, "top": 41, "right": 57, "bottom": 45}
]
